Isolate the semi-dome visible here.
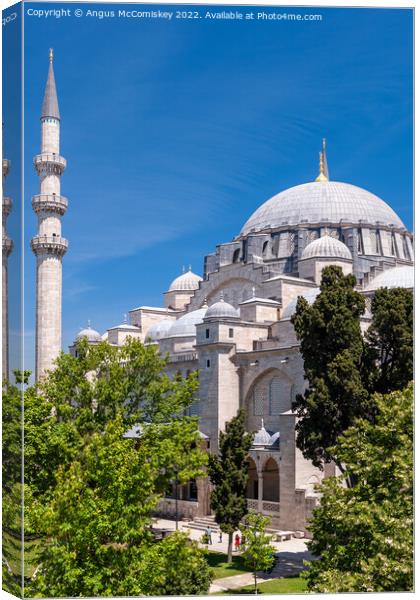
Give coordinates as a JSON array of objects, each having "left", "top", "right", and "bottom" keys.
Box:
[
  {"left": 205, "top": 297, "right": 240, "bottom": 320},
  {"left": 76, "top": 325, "right": 102, "bottom": 343},
  {"left": 282, "top": 287, "right": 320, "bottom": 320},
  {"left": 167, "top": 307, "right": 207, "bottom": 338},
  {"left": 365, "top": 265, "right": 414, "bottom": 292},
  {"left": 240, "top": 181, "right": 405, "bottom": 236},
  {"left": 168, "top": 268, "right": 202, "bottom": 292},
  {"left": 301, "top": 235, "right": 352, "bottom": 261},
  {"left": 145, "top": 319, "right": 174, "bottom": 341}
]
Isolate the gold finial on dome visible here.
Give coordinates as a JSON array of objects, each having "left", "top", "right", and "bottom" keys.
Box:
[{"left": 315, "top": 151, "right": 328, "bottom": 182}]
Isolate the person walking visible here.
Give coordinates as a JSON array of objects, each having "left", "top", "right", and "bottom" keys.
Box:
[
  {"left": 219, "top": 530, "right": 223, "bottom": 543},
  {"left": 234, "top": 533, "right": 241, "bottom": 552},
  {"left": 206, "top": 526, "right": 213, "bottom": 545}
]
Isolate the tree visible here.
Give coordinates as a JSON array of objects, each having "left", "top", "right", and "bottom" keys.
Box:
[
  {"left": 305, "top": 384, "right": 413, "bottom": 593},
  {"left": 208, "top": 410, "right": 253, "bottom": 563},
  {"left": 240, "top": 513, "right": 276, "bottom": 594},
  {"left": 29, "top": 415, "right": 209, "bottom": 596},
  {"left": 137, "top": 530, "right": 213, "bottom": 595},
  {"left": 22, "top": 338, "right": 208, "bottom": 596},
  {"left": 366, "top": 287, "right": 413, "bottom": 394},
  {"left": 291, "top": 266, "right": 371, "bottom": 471}
]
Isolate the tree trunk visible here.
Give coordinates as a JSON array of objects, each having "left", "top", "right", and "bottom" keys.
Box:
[
  {"left": 254, "top": 570, "right": 258, "bottom": 594},
  {"left": 227, "top": 532, "right": 233, "bottom": 563}
]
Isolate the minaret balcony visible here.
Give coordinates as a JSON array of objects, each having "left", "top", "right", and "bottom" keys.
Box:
[
  {"left": 2, "top": 236, "right": 13, "bottom": 257},
  {"left": 2, "top": 158, "right": 11, "bottom": 177},
  {"left": 31, "top": 234, "right": 68, "bottom": 257},
  {"left": 32, "top": 194, "right": 68, "bottom": 215},
  {"left": 2, "top": 196, "right": 12, "bottom": 217},
  {"left": 34, "top": 153, "right": 66, "bottom": 175}
]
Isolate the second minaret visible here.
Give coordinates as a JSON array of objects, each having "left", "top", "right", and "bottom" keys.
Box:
[{"left": 31, "top": 49, "right": 68, "bottom": 380}]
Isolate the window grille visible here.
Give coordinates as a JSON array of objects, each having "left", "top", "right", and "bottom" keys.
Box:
[{"left": 253, "top": 384, "right": 264, "bottom": 416}]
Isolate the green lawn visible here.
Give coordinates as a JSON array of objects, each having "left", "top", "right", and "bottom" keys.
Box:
[
  {"left": 216, "top": 576, "right": 308, "bottom": 594},
  {"left": 206, "top": 550, "right": 252, "bottom": 579}
]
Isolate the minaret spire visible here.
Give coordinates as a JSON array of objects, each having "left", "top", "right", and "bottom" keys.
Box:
[
  {"left": 31, "top": 50, "right": 68, "bottom": 379},
  {"left": 41, "top": 47, "right": 60, "bottom": 120}
]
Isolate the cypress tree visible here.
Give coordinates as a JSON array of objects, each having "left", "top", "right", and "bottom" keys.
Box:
[
  {"left": 208, "top": 410, "right": 253, "bottom": 563},
  {"left": 366, "top": 287, "right": 413, "bottom": 394},
  {"left": 291, "top": 265, "right": 371, "bottom": 474}
]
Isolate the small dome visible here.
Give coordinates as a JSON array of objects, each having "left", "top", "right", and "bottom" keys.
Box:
[
  {"left": 365, "top": 265, "right": 414, "bottom": 292},
  {"left": 282, "top": 287, "right": 320, "bottom": 320},
  {"left": 252, "top": 420, "right": 272, "bottom": 446},
  {"left": 168, "top": 268, "right": 202, "bottom": 292},
  {"left": 145, "top": 319, "right": 173, "bottom": 341},
  {"left": 301, "top": 235, "right": 352, "bottom": 261},
  {"left": 167, "top": 307, "right": 208, "bottom": 338},
  {"left": 205, "top": 297, "right": 240, "bottom": 320},
  {"left": 76, "top": 325, "right": 102, "bottom": 343}
]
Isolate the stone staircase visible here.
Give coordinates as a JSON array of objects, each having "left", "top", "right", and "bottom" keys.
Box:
[{"left": 183, "top": 515, "right": 220, "bottom": 533}]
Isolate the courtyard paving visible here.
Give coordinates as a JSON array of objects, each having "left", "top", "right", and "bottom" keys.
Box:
[{"left": 153, "top": 518, "right": 313, "bottom": 593}]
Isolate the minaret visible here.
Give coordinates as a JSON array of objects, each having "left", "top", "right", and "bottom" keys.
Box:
[
  {"left": 2, "top": 129, "right": 13, "bottom": 381},
  {"left": 31, "top": 49, "right": 68, "bottom": 380}
]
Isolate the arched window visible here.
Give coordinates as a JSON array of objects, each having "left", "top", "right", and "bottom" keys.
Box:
[
  {"left": 403, "top": 236, "right": 411, "bottom": 260},
  {"left": 357, "top": 229, "right": 363, "bottom": 254},
  {"left": 391, "top": 233, "right": 398, "bottom": 257},
  {"left": 262, "top": 241, "right": 269, "bottom": 256},
  {"left": 375, "top": 230, "right": 382, "bottom": 254},
  {"left": 232, "top": 248, "right": 241, "bottom": 263}
]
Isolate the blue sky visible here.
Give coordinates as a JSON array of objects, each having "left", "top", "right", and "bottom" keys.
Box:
[{"left": 20, "top": 2, "right": 413, "bottom": 375}]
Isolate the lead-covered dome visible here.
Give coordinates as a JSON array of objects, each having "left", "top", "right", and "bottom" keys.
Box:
[
  {"left": 167, "top": 307, "right": 207, "bottom": 338},
  {"left": 240, "top": 181, "right": 405, "bottom": 236},
  {"left": 76, "top": 325, "right": 102, "bottom": 343},
  {"left": 168, "top": 268, "right": 202, "bottom": 292},
  {"left": 205, "top": 297, "right": 240, "bottom": 320},
  {"left": 365, "top": 265, "right": 414, "bottom": 292},
  {"left": 145, "top": 319, "right": 174, "bottom": 341},
  {"left": 301, "top": 235, "right": 352, "bottom": 261}
]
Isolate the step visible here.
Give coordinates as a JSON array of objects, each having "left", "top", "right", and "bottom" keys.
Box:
[
  {"left": 182, "top": 522, "right": 219, "bottom": 533},
  {"left": 193, "top": 516, "right": 216, "bottom": 524}
]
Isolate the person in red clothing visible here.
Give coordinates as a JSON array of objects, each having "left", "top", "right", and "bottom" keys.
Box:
[{"left": 234, "top": 533, "right": 241, "bottom": 552}]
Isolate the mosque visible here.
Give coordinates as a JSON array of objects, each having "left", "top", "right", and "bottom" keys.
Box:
[
  {"left": 2, "top": 51, "right": 413, "bottom": 535},
  {"left": 71, "top": 150, "right": 413, "bottom": 534}
]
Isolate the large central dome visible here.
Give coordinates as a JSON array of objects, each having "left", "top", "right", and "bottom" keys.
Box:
[{"left": 240, "top": 181, "right": 405, "bottom": 236}]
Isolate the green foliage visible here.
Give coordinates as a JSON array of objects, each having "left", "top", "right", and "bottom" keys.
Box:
[
  {"left": 208, "top": 410, "right": 253, "bottom": 561},
  {"left": 366, "top": 287, "right": 413, "bottom": 394},
  {"left": 305, "top": 384, "right": 413, "bottom": 592},
  {"left": 291, "top": 266, "right": 370, "bottom": 468},
  {"left": 138, "top": 530, "right": 213, "bottom": 595},
  {"left": 2, "top": 379, "right": 22, "bottom": 492},
  {"left": 240, "top": 513, "right": 276, "bottom": 594},
  {"left": 20, "top": 338, "right": 208, "bottom": 596}
]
